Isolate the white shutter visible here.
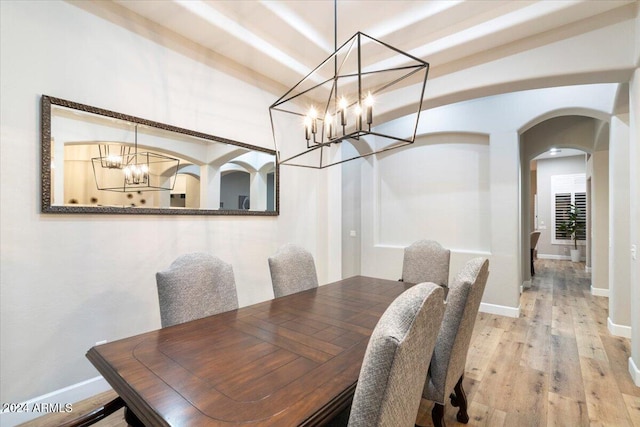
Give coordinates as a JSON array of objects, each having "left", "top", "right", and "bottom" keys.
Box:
[
  {"left": 574, "top": 192, "right": 587, "bottom": 240},
  {"left": 551, "top": 174, "right": 586, "bottom": 245}
]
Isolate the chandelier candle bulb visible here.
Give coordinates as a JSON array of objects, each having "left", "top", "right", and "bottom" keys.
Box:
[
  {"left": 325, "top": 113, "right": 333, "bottom": 139},
  {"left": 339, "top": 97, "right": 348, "bottom": 127},
  {"left": 304, "top": 116, "right": 312, "bottom": 141},
  {"left": 354, "top": 104, "right": 363, "bottom": 131},
  {"left": 98, "top": 144, "right": 127, "bottom": 169},
  {"left": 124, "top": 166, "right": 134, "bottom": 183},
  {"left": 106, "top": 155, "right": 122, "bottom": 169},
  {"left": 309, "top": 107, "right": 318, "bottom": 134},
  {"left": 365, "top": 93, "right": 374, "bottom": 125},
  {"left": 124, "top": 163, "right": 149, "bottom": 185}
]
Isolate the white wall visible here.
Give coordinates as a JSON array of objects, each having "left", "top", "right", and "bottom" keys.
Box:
[
  {"left": 609, "top": 115, "right": 632, "bottom": 334},
  {"left": 535, "top": 155, "right": 587, "bottom": 258},
  {"left": 0, "top": 0, "right": 327, "bottom": 414},
  {"left": 630, "top": 67, "right": 640, "bottom": 385},
  {"left": 341, "top": 144, "right": 363, "bottom": 279},
  {"left": 588, "top": 150, "right": 610, "bottom": 294},
  {"left": 376, "top": 134, "right": 490, "bottom": 251}
]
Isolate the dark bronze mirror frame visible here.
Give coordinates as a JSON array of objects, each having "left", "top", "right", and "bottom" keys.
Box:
[{"left": 41, "top": 95, "right": 279, "bottom": 215}]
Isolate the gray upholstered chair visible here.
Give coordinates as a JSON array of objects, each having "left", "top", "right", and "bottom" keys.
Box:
[
  {"left": 418, "top": 257, "right": 489, "bottom": 427},
  {"left": 156, "top": 252, "right": 239, "bottom": 327},
  {"left": 268, "top": 243, "right": 319, "bottom": 298},
  {"left": 348, "top": 283, "right": 446, "bottom": 427},
  {"left": 401, "top": 240, "right": 450, "bottom": 295}
]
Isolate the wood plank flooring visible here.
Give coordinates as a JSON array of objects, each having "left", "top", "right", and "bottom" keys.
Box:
[
  {"left": 19, "top": 260, "right": 639, "bottom": 427},
  {"left": 417, "top": 259, "right": 640, "bottom": 427}
]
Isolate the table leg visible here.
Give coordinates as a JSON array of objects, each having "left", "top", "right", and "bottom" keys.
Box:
[{"left": 124, "top": 407, "right": 145, "bottom": 427}]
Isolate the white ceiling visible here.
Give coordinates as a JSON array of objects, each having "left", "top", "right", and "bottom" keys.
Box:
[
  {"left": 533, "top": 148, "right": 586, "bottom": 161},
  {"left": 103, "top": 0, "right": 635, "bottom": 96}
]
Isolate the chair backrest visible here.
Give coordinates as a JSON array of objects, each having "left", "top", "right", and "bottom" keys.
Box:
[
  {"left": 530, "top": 231, "right": 541, "bottom": 249},
  {"left": 348, "top": 283, "right": 446, "bottom": 427},
  {"left": 401, "top": 240, "right": 450, "bottom": 288},
  {"left": 423, "top": 257, "right": 489, "bottom": 403},
  {"left": 155, "top": 252, "right": 239, "bottom": 327},
  {"left": 268, "top": 243, "right": 319, "bottom": 298}
]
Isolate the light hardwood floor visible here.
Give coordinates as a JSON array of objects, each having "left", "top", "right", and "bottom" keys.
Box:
[
  {"left": 20, "top": 260, "right": 640, "bottom": 427},
  {"left": 417, "top": 259, "right": 640, "bottom": 426}
]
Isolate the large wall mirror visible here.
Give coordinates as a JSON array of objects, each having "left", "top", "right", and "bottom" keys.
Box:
[{"left": 41, "top": 95, "right": 278, "bottom": 215}]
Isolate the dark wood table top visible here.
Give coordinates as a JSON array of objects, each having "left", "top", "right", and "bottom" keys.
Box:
[{"left": 86, "top": 276, "right": 415, "bottom": 426}]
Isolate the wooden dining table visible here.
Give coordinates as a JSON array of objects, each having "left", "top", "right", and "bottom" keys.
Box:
[{"left": 86, "top": 276, "right": 416, "bottom": 426}]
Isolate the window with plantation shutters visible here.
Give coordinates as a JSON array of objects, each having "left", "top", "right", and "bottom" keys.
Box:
[
  {"left": 574, "top": 192, "right": 587, "bottom": 240},
  {"left": 555, "top": 193, "right": 571, "bottom": 239},
  {"left": 551, "top": 174, "right": 586, "bottom": 245}
]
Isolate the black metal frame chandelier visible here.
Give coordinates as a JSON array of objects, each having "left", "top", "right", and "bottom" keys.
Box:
[
  {"left": 269, "top": 2, "right": 429, "bottom": 169},
  {"left": 91, "top": 124, "right": 180, "bottom": 192}
]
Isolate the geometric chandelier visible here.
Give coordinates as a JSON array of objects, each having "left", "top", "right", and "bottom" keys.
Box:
[
  {"left": 269, "top": 10, "right": 429, "bottom": 169},
  {"left": 91, "top": 125, "right": 180, "bottom": 192}
]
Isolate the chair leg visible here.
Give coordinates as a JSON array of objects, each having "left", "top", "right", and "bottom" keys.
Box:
[
  {"left": 450, "top": 376, "right": 469, "bottom": 423},
  {"left": 430, "top": 403, "right": 446, "bottom": 427},
  {"left": 531, "top": 248, "right": 535, "bottom": 276},
  {"left": 58, "top": 397, "right": 125, "bottom": 427}
]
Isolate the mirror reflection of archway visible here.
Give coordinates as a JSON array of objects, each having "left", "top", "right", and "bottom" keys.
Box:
[
  {"left": 220, "top": 170, "right": 250, "bottom": 210},
  {"left": 218, "top": 151, "right": 276, "bottom": 211},
  {"left": 171, "top": 165, "right": 201, "bottom": 208},
  {"left": 47, "top": 97, "right": 278, "bottom": 214}
]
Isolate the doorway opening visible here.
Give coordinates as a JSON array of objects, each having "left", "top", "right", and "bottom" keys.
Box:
[{"left": 520, "top": 114, "right": 609, "bottom": 296}]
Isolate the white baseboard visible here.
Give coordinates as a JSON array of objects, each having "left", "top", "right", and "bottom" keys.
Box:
[
  {"left": 537, "top": 253, "right": 586, "bottom": 262},
  {"left": 538, "top": 254, "right": 570, "bottom": 260},
  {"left": 585, "top": 266, "right": 592, "bottom": 272},
  {"left": 0, "top": 376, "right": 111, "bottom": 426},
  {"left": 480, "top": 302, "right": 520, "bottom": 318},
  {"left": 591, "top": 286, "right": 609, "bottom": 297},
  {"left": 608, "top": 317, "right": 632, "bottom": 338},
  {"left": 629, "top": 357, "right": 640, "bottom": 387}
]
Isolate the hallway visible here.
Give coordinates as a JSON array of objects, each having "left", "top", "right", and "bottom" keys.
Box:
[{"left": 417, "top": 259, "right": 640, "bottom": 426}]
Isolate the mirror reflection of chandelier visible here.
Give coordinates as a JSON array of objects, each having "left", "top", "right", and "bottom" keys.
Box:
[
  {"left": 124, "top": 127, "right": 149, "bottom": 185},
  {"left": 97, "top": 144, "right": 128, "bottom": 169},
  {"left": 92, "top": 124, "right": 179, "bottom": 192},
  {"left": 124, "top": 159, "right": 149, "bottom": 185},
  {"left": 269, "top": 1, "right": 429, "bottom": 169}
]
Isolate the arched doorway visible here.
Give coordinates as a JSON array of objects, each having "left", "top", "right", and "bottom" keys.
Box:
[{"left": 519, "top": 114, "right": 609, "bottom": 293}]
